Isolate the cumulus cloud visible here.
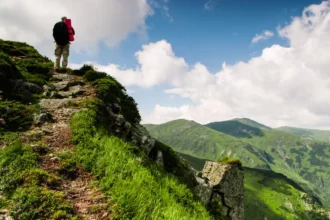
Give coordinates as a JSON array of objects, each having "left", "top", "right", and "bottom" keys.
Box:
[
  {"left": 251, "top": 30, "right": 275, "bottom": 44},
  {"left": 143, "top": 1, "right": 330, "bottom": 129},
  {"left": 87, "top": 1, "right": 330, "bottom": 129},
  {"left": 0, "top": 0, "right": 153, "bottom": 57}
]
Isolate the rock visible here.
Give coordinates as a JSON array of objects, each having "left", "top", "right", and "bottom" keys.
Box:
[
  {"left": 53, "top": 81, "right": 84, "bottom": 91},
  {"left": 43, "top": 84, "right": 56, "bottom": 92},
  {"left": 195, "top": 161, "right": 244, "bottom": 220},
  {"left": 51, "top": 74, "right": 74, "bottom": 81},
  {"left": 130, "top": 124, "right": 156, "bottom": 154},
  {"left": 34, "top": 113, "right": 49, "bottom": 125},
  {"left": 57, "top": 85, "right": 86, "bottom": 98},
  {"left": 50, "top": 157, "right": 61, "bottom": 161},
  {"left": 156, "top": 150, "right": 164, "bottom": 168},
  {"left": 42, "top": 128, "right": 52, "bottom": 135},
  {"left": 108, "top": 103, "right": 121, "bottom": 114},
  {"left": 0, "top": 118, "right": 5, "bottom": 126},
  {"left": 11, "top": 79, "right": 42, "bottom": 95},
  {"left": 40, "top": 98, "right": 74, "bottom": 109}
]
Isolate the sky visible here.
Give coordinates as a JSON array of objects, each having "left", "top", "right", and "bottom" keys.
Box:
[{"left": 1, "top": 0, "right": 330, "bottom": 129}]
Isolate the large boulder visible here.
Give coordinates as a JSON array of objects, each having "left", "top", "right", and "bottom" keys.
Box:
[{"left": 195, "top": 161, "right": 244, "bottom": 220}]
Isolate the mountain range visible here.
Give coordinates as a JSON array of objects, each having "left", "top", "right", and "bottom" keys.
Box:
[{"left": 144, "top": 118, "right": 330, "bottom": 219}]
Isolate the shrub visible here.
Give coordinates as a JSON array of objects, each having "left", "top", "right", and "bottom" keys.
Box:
[
  {"left": 0, "top": 141, "right": 39, "bottom": 196},
  {"left": 0, "top": 101, "right": 38, "bottom": 132},
  {"left": 83, "top": 69, "right": 107, "bottom": 82},
  {"left": 9, "top": 186, "right": 73, "bottom": 220},
  {"left": 93, "top": 77, "right": 141, "bottom": 124}
]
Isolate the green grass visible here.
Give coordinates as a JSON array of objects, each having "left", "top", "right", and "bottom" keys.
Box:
[
  {"left": 0, "top": 139, "right": 75, "bottom": 219},
  {"left": 144, "top": 119, "right": 270, "bottom": 169},
  {"left": 277, "top": 126, "right": 330, "bottom": 143},
  {"left": 146, "top": 119, "right": 330, "bottom": 208},
  {"left": 71, "top": 107, "right": 211, "bottom": 220}
]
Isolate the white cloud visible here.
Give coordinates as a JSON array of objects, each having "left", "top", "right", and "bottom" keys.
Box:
[
  {"left": 252, "top": 30, "right": 275, "bottom": 44},
  {"left": 64, "top": 1, "right": 330, "bottom": 129},
  {"left": 0, "top": 0, "right": 153, "bottom": 58}
]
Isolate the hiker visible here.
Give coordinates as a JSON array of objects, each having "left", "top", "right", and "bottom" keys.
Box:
[{"left": 52, "top": 16, "right": 75, "bottom": 71}]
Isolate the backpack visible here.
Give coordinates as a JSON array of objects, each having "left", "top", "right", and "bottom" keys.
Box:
[{"left": 64, "top": 19, "right": 75, "bottom": 42}]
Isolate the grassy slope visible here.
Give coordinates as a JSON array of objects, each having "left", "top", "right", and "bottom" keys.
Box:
[
  {"left": 144, "top": 119, "right": 271, "bottom": 170},
  {"left": 178, "top": 153, "right": 328, "bottom": 220},
  {"left": 277, "top": 126, "right": 330, "bottom": 143},
  {"left": 0, "top": 40, "right": 212, "bottom": 219},
  {"left": 146, "top": 119, "right": 330, "bottom": 208},
  {"left": 241, "top": 129, "right": 330, "bottom": 208},
  {"left": 71, "top": 105, "right": 211, "bottom": 220}
]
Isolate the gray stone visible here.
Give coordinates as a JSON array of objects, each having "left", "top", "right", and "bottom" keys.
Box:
[
  {"left": 156, "top": 150, "right": 164, "bottom": 168},
  {"left": 51, "top": 74, "right": 75, "bottom": 81},
  {"left": 43, "top": 84, "right": 56, "bottom": 92},
  {"left": 57, "top": 85, "right": 86, "bottom": 98},
  {"left": 53, "top": 81, "right": 84, "bottom": 91},
  {"left": 0, "top": 118, "right": 5, "bottom": 126},
  {"left": 195, "top": 161, "right": 244, "bottom": 220},
  {"left": 42, "top": 128, "right": 52, "bottom": 135},
  {"left": 40, "top": 98, "right": 74, "bottom": 109},
  {"left": 34, "top": 113, "right": 49, "bottom": 125}
]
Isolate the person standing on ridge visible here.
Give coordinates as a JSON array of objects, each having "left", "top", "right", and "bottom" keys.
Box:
[{"left": 53, "top": 16, "right": 75, "bottom": 71}]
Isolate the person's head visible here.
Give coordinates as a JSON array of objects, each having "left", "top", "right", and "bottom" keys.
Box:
[{"left": 61, "top": 16, "right": 67, "bottom": 22}]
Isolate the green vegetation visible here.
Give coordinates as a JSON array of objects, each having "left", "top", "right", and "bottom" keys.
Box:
[
  {"left": 145, "top": 118, "right": 330, "bottom": 209},
  {"left": 144, "top": 119, "right": 270, "bottom": 169},
  {"left": 70, "top": 104, "right": 211, "bottom": 219},
  {"left": 178, "top": 152, "right": 329, "bottom": 220},
  {"left": 0, "top": 101, "right": 38, "bottom": 132},
  {"left": 216, "top": 156, "right": 242, "bottom": 168},
  {"left": 0, "top": 39, "right": 53, "bottom": 103},
  {"left": 206, "top": 120, "right": 265, "bottom": 138},
  {"left": 0, "top": 140, "right": 75, "bottom": 219},
  {"left": 277, "top": 126, "right": 330, "bottom": 143}
]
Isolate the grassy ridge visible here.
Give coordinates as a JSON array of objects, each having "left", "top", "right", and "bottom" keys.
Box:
[
  {"left": 71, "top": 106, "right": 211, "bottom": 220},
  {"left": 277, "top": 126, "right": 330, "bottom": 143},
  {"left": 144, "top": 119, "right": 271, "bottom": 170}
]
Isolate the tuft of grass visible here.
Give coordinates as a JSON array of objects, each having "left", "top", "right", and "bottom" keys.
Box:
[
  {"left": 83, "top": 69, "right": 107, "bottom": 82},
  {"left": 70, "top": 107, "right": 211, "bottom": 220},
  {"left": 0, "top": 141, "right": 39, "bottom": 196},
  {"left": 216, "top": 156, "right": 242, "bottom": 168},
  {"left": 9, "top": 186, "right": 73, "bottom": 220},
  {"left": 0, "top": 101, "right": 38, "bottom": 132}
]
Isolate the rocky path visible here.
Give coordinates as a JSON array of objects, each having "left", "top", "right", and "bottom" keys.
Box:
[{"left": 22, "top": 72, "right": 110, "bottom": 220}]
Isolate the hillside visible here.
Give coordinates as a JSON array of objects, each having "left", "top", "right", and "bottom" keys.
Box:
[
  {"left": 144, "top": 119, "right": 272, "bottom": 170},
  {"left": 146, "top": 119, "right": 330, "bottom": 213},
  {"left": 277, "top": 126, "right": 330, "bottom": 143},
  {"left": 178, "top": 152, "right": 330, "bottom": 220},
  {"left": 232, "top": 118, "right": 272, "bottom": 130},
  {"left": 201, "top": 119, "right": 330, "bottom": 209},
  {"left": 0, "top": 40, "right": 216, "bottom": 219}
]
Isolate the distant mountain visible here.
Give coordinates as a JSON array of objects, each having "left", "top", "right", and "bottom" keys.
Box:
[
  {"left": 233, "top": 118, "right": 272, "bottom": 130},
  {"left": 277, "top": 126, "right": 330, "bottom": 143},
  {"left": 145, "top": 118, "right": 330, "bottom": 209},
  {"left": 206, "top": 120, "right": 265, "bottom": 138},
  {"left": 144, "top": 119, "right": 272, "bottom": 170},
  {"left": 178, "top": 152, "right": 329, "bottom": 220}
]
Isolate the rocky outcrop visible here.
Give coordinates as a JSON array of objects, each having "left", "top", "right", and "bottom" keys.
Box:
[{"left": 195, "top": 161, "right": 244, "bottom": 220}]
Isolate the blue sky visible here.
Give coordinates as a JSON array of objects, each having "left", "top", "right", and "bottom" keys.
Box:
[
  {"left": 2, "top": 0, "right": 330, "bottom": 129},
  {"left": 74, "top": 0, "right": 320, "bottom": 124}
]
